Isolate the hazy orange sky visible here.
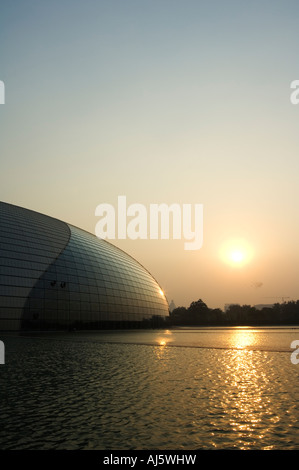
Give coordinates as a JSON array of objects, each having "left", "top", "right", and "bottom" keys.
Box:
[{"left": 1, "top": 1, "right": 299, "bottom": 310}]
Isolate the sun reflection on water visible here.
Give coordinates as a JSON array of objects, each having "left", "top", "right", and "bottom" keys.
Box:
[
  {"left": 156, "top": 329, "right": 173, "bottom": 348},
  {"left": 228, "top": 327, "right": 259, "bottom": 350},
  {"left": 214, "top": 345, "right": 282, "bottom": 450}
]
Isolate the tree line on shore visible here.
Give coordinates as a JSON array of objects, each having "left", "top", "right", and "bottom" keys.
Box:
[{"left": 167, "top": 299, "right": 299, "bottom": 326}]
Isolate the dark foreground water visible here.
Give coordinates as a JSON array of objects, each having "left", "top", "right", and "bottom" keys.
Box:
[{"left": 1, "top": 327, "right": 299, "bottom": 450}]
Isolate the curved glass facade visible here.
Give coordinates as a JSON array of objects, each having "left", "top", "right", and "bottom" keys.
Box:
[{"left": 0, "top": 202, "right": 169, "bottom": 330}]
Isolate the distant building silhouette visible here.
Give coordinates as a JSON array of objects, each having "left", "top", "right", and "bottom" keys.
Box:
[
  {"left": 254, "top": 304, "right": 274, "bottom": 310},
  {"left": 169, "top": 300, "right": 176, "bottom": 312}
]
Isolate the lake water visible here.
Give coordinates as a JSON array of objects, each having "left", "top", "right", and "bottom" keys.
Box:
[{"left": 1, "top": 327, "right": 299, "bottom": 450}]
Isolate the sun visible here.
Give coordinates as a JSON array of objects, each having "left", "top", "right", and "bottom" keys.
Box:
[
  {"left": 230, "top": 249, "right": 244, "bottom": 264},
  {"left": 220, "top": 238, "right": 253, "bottom": 267}
]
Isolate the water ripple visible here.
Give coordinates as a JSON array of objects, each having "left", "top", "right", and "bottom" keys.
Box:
[{"left": 1, "top": 331, "right": 299, "bottom": 450}]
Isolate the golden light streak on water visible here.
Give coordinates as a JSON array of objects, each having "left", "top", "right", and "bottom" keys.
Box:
[
  {"left": 1, "top": 329, "right": 299, "bottom": 450},
  {"left": 228, "top": 327, "right": 259, "bottom": 350},
  {"left": 156, "top": 329, "right": 173, "bottom": 347}
]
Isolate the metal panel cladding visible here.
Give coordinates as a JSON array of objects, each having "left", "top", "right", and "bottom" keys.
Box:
[{"left": 0, "top": 202, "right": 169, "bottom": 330}]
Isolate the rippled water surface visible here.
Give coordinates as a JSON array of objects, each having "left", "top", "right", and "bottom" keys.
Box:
[{"left": 1, "top": 327, "right": 299, "bottom": 450}]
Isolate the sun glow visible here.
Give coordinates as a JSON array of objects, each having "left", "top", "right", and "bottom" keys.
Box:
[
  {"left": 230, "top": 250, "right": 244, "bottom": 264},
  {"left": 220, "top": 238, "right": 253, "bottom": 267}
]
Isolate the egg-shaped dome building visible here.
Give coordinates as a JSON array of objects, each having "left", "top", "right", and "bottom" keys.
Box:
[{"left": 0, "top": 202, "right": 169, "bottom": 330}]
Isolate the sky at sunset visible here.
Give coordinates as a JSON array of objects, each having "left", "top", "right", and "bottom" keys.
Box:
[{"left": 1, "top": 0, "right": 299, "bottom": 310}]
